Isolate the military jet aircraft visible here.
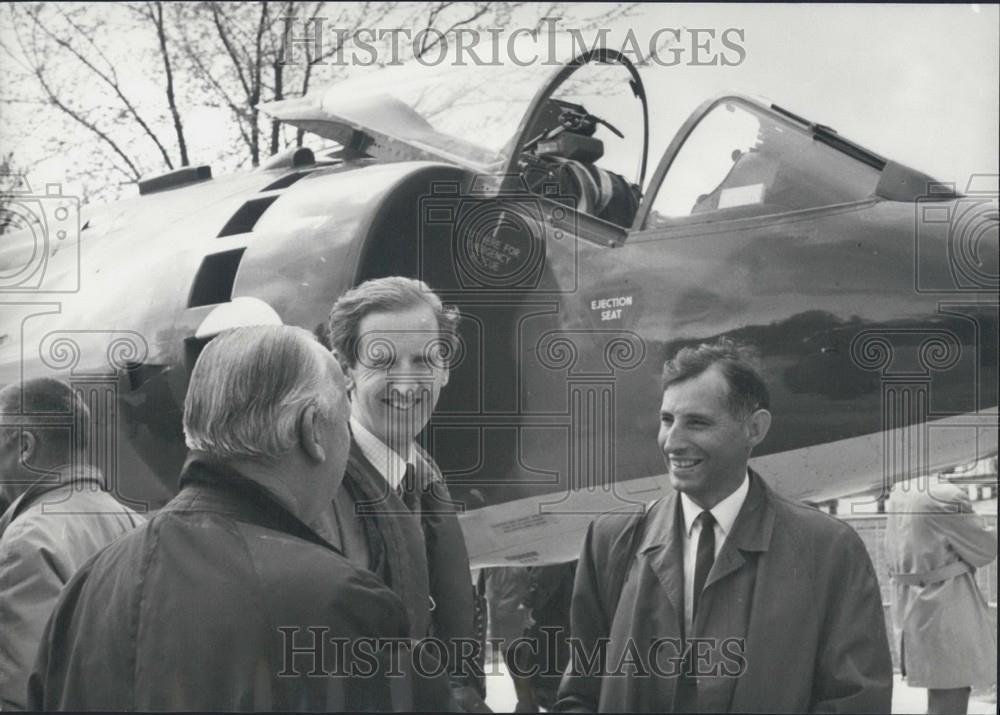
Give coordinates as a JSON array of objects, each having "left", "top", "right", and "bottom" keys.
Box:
[{"left": 1, "top": 45, "right": 996, "bottom": 565}]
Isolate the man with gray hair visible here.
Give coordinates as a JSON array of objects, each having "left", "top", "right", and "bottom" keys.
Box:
[
  {"left": 0, "top": 377, "right": 142, "bottom": 710},
  {"left": 28, "top": 326, "right": 423, "bottom": 711}
]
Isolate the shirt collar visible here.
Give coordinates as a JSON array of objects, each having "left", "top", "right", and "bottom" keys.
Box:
[
  {"left": 680, "top": 470, "right": 750, "bottom": 537},
  {"left": 349, "top": 416, "right": 412, "bottom": 490}
]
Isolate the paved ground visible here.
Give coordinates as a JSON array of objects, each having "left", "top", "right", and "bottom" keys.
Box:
[
  {"left": 890, "top": 676, "right": 996, "bottom": 715},
  {"left": 482, "top": 659, "right": 998, "bottom": 713}
]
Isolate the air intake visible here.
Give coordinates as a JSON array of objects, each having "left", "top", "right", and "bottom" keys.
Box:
[
  {"left": 188, "top": 248, "right": 246, "bottom": 307},
  {"left": 138, "top": 165, "right": 212, "bottom": 195},
  {"left": 217, "top": 196, "right": 279, "bottom": 237}
]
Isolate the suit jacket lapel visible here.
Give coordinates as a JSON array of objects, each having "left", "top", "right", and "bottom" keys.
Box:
[
  {"left": 410, "top": 446, "right": 464, "bottom": 514},
  {"left": 343, "top": 439, "right": 431, "bottom": 639},
  {"left": 705, "top": 470, "right": 775, "bottom": 590},
  {"left": 694, "top": 472, "right": 776, "bottom": 713}
]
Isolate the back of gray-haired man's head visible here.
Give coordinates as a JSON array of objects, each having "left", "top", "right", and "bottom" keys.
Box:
[{"left": 183, "top": 325, "right": 338, "bottom": 462}]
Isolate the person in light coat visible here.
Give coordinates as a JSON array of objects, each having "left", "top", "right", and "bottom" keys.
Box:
[
  {"left": 0, "top": 377, "right": 142, "bottom": 710},
  {"left": 886, "top": 481, "right": 997, "bottom": 715}
]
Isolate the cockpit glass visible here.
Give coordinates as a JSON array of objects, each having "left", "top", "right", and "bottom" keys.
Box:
[
  {"left": 645, "top": 99, "right": 881, "bottom": 228},
  {"left": 313, "top": 34, "right": 646, "bottom": 176},
  {"left": 544, "top": 61, "right": 645, "bottom": 186}
]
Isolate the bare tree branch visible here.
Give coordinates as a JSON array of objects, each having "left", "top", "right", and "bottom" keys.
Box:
[
  {"left": 174, "top": 10, "right": 255, "bottom": 151},
  {"left": 210, "top": 3, "right": 253, "bottom": 100},
  {"left": 150, "top": 1, "right": 190, "bottom": 166},
  {"left": 27, "top": 3, "right": 176, "bottom": 169},
  {"left": 418, "top": 2, "right": 494, "bottom": 58},
  {"left": 5, "top": 5, "right": 143, "bottom": 180},
  {"left": 249, "top": 0, "right": 269, "bottom": 165}
]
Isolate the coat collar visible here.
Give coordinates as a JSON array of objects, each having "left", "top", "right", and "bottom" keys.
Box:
[
  {"left": 705, "top": 470, "right": 774, "bottom": 588},
  {"left": 635, "top": 470, "right": 776, "bottom": 619},
  {"left": 175, "top": 452, "right": 337, "bottom": 552},
  {"left": 636, "top": 492, "right": 686, "bottom": 623},
  {"left": 349, "top": 416, "right": 412, "bottom": 491},
  {"left": 0, "top": 466, "right": 106, "bottom": 540}
]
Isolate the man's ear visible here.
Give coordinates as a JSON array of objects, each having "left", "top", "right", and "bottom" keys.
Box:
[
  {"left": 745, "top": 409, "right": 772, "bottom": 449},
  {"left": 331, "top": 349, "right": 354, "bottom": 394},
  {"left": 299, "top": 404, "right": 326, "bottom": 464},
  {"left": 20, "top": 430, "right": 37, "bottom": 465}
]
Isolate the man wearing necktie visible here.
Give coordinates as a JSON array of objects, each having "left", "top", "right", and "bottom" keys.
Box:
[
  {"left": 557, "top": 339, "right": 892, "bottom": 713},
  {"left": 317, "top": 276, "right": 486, "bottom": 712}
]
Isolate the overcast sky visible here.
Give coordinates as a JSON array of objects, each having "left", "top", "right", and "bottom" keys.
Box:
[
  {"left": 634, "top": 3, "right": 999, "bottom": 191},
  {"left": 4, "top": 3, "right": 997, "bottom": 199}
]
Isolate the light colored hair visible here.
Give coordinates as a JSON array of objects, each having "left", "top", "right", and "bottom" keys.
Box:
[
  {"left": 326, "top": 276, "right": 460, "bottom": 367},
  {"left": 183, "top": 325, "right": 338, "bottom": 461}
]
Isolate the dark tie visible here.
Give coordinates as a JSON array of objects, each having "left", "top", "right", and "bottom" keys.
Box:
[
  {"left": 675, "top": 510, "right": 717, "bottom": 712},
  {"left": 398, "top": 462, "right": 420, "bottom": 512},
  {"left": 692, "top": 510, "right": 716, "bottom": 624}
]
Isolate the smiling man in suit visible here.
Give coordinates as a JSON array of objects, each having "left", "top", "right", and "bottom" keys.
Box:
[
  {"left": 556, "top": 338, "right": 892, "bottom": 713},
  {"left": 319, "top": 276, "right": 485, "bottom": 712}
]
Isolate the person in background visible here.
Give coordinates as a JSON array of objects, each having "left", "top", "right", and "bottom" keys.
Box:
[
  {"left": 482, "top": 566, "right": 535, "bottom": 712},
  {"left": 0, "top": 377, "right": 142, "bottom": 710},
  {"left": 487, "top": 563, "right": 577, "bottom": 713},
  {"left": 886, "top": 481, "right": 997, "bottom": 715}
]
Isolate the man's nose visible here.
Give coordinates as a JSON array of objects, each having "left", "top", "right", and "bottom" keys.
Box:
[
  {"left": 660, "top": 423, "right": 686, "bottom": 452},
  {"left": 388, "top": 374, "right": 433, "bottom": 395}
]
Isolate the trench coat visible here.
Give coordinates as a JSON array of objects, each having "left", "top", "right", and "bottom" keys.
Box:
[
  {"left": 885, "top": 483, "right": 997, "bottom": 689},
  {"left": 27, "top": 455, "right": 432, "bottom": 711},
  {"left": 556, "top": 471, "right": 892, "bottom": 713},
  {"left": 0, "top": 470, "right": 142, "bottom": 710}
]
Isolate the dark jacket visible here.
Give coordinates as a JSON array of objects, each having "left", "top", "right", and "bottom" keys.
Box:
[
  {"left": 335, "top": 439, "right": 482, "bottom": 699},
  {"left": 556, "top": 471, "right": 893, "bottom": 713},
  {"left": 28, "top": 456, "right": 418, "bottom": 711}
]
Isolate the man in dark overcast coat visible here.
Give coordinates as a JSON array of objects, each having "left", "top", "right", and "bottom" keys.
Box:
[{"left": 28, "top": 325, "right": 443, "bottom": 711}]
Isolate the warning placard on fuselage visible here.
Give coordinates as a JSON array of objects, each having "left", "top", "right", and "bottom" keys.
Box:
[{"left": 590, "top": 294, "right": 634, "bottom": 323}]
